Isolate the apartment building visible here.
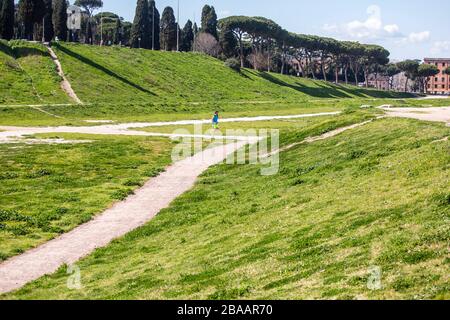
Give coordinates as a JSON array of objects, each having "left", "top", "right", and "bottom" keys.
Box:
[{"left": 424, "top": 58, "right": 450, "bottom": 95}]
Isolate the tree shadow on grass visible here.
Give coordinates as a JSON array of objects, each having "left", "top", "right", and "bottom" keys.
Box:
[
  {"left": 0, "top": 40, "right": 15, "bottom": 58},
  {"left": 258, "top": 71, "right": 414, "bottom": 99},
  {"left": 55, "top": 43, "right": 156, "bottom": 96},
  {"left": 1, "top": 40, "right": 50, "bottom": 58},
  {"left": 258, "top": 71, "right": 352, "bottom": 98}
]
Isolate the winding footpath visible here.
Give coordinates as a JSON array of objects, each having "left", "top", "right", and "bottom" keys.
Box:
[
  {"left": 0, "top": 107, "right": 448, "bottom": 294},
  {"left": 0, "top": 112, "right": 341, "bottom": 144}
]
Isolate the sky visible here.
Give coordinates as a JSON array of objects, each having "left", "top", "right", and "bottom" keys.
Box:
[{"left": 73, "top": 0, "right": 450, "bottom": 61}]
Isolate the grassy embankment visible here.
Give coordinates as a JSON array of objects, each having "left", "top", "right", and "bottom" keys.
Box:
[
  {"left": 1, "top": 41, "right": 433, "bottom": 127},
  {"left": 3, "top": 113, "right": 449, "bottom": 300},
  {"left": 0, "top": 40, "right": 70, "bottom": 105}
]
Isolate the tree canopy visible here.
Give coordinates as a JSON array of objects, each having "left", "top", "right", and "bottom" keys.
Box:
[
  {"left": 0, "top": 0, "right": 14, "bottom": 40},
  {"left": 130, "top": 0, "right": 150, "bottom": 48},
  {"left": 74, "top": 0, "right": 103, "bottom": 17},
  {"left": 201, "top": 5, "right": 218, "bottom": 39},
  {"left": 52, "top": 0, "right": 67, "bottom": 41},
  {"left": 160, "top": 6, "right": 177, "bottom": 51}
]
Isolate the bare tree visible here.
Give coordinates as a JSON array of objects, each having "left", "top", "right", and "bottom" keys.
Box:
[{"left": 193, "top": 32, "right": 221, "bottom": 57}]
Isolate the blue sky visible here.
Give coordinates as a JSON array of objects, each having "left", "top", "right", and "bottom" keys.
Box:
[{"left": 81, "top": 0, "right": 450, "bottom": 60}]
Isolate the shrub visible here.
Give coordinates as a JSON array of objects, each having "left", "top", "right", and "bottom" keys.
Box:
[{"left": 224, "top": 58, "right": 241, "bottom": 72}]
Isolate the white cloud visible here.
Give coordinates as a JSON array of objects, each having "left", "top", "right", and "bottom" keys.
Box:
[
  {"left": 384, "top": 24, "right": 400, "bottom": 35},
  {"left": 430, "top": 41, "right": 450, "bottom": 55},
  {"left": 322, "top": 5, "right": 401, "bottom": 40},
  {"left": 322, "top": 5, "right": 429, "bottom": 44},
  {"left": 408, "top": 31, "right": 430, "bottom": 43},
  {"left": 345, "top": 5, "right": 383, "bottom": 38}
]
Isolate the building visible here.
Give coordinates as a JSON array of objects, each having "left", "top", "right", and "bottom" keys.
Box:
[
  {"left": 423, "top": 58, "right": 450, "bottom": 95},
  {"left": 368, "top": 74, "right": 390, "bottom": 91}
]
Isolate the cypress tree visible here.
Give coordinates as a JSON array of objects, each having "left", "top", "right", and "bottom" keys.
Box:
[
  {"left": 148, "top": 0, "right": 160, "bottom": 50},
  {"left": 113, "top": 18, "right": 122, "bottom": 45},
  {"left": 86, "top": 19, "right": 92, "bottom": 44},
  {"left": 0, "top": 0, "right": 14, "bottom": 40},
  {"left": 52, "top": 0, "right": 67, "bottom": 41},
  {"left": 180, "top": 19, "right": 193, "bottom": 52},
  {"left": 193, "top": 22, "right": 198, "bottom": 37},
  {"left": 18, "top": 0, "right": 34, "bottom": 40},
  {"left": 160, "top": 6, "right": 176, "bottom": 51},
  {"left": 42, "top": 0, "right": 53, "bottom": 42},
  {"left": 130, "top": 0, "right": 150, "bottom": 48},
  {"left": 200, "top": 5, "right": 217, "bottom": 39}
]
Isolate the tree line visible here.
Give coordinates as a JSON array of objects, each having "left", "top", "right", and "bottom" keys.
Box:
[{"left": 0, "top": 0, "right": 445, "bottom": 91}]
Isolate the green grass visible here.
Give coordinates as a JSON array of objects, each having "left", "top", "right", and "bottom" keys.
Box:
[
  {"left": 0, "top": 134, "right": 175, "bottom": 261},
  {"left": 0, "top": 40, "right": 70, "bottom": 105},
  {"left": 51, "top": 42, "right": 412, "bottom": 104},
  {"left": 3, "top": 97, "right": 449, "bottom": 127},
  {"left": 3, "top": 115, "right": 448, "bottom": 300}
]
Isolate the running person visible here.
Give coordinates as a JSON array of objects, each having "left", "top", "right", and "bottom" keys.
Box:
[{"left": 212, "top": 111, "right": 219, "bottom": 129}]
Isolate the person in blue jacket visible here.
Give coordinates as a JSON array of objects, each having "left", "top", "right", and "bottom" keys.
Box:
[{"left": 212, "top": 111, "right": 220, "bottom": 129}]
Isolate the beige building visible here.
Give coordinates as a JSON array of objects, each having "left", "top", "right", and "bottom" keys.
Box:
[{"left": 424, "top": 58, "right": 450, "bottom": 95}]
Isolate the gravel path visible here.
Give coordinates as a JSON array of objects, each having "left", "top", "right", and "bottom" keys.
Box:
[
  {"left": 0, "top": 140, "right": 247, "bottom": 294},
  {"left": 379, "top": 106, "right": 450, "bottom": 124},
  {"left": 47, "top": 46, "right": 83, "bottom": 105},
  {"left": 0, "top": 112, "right": 340, "bottom": 144}
]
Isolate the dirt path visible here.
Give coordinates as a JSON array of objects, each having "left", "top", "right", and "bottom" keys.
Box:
[
  {"left": 0, "top": 140, "right": 247, "bottom": 294},
  {"left": 262, "top": 118, "right": 379, "bottom": 158},
  {"left": 379, "top": 106, "right": 450, "bottom": 124},
  {"left": 47, "top": 46, "right": 83, "bottom": 105},
  {"left": 0, "top": 112, "right": 341, "bottom": 144}
]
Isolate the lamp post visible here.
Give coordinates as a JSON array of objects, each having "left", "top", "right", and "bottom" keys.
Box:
[
  {"left": 42, "top": 16, "right": 45, "bottom": 43},
  {"left": 100, "top": 11, "right": 103, "bottom": 46},
  {"left": 152, "top": 4, "right": 155, "bottom": 50},
  {"left": 138, "top": 37, "right": 141, "bottom": 49}
]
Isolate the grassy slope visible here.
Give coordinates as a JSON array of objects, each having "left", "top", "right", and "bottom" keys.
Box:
[
  {"left": 0, "top": 134, "right": 174, "bottom": 261},
  {"left": 52, "top": 42, "right": 412, "bottom": 104},
  {"left": 0, "top": 41, "right": 70, "bottom": 105},
  {"left": 1, "top": 97, "right": 449, "bottom": 127},
  {"left": 4, "top": 115, "right": 449, "bottom": 300}
]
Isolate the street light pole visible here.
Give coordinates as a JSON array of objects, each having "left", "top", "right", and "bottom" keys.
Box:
[
  {"left": 100, "top": 11, "right": 103, "bottom": 46},
  {"left": 152, "top": 5, "right": 155, "bottom": 50},
  {"left": 42, "top": 16, "right": 45, "bottom": 43}
]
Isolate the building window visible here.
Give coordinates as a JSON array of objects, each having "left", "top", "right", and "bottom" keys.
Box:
[
  {"left": 435, "top": 85, "right": 438, "bottom": 88},
  {"left": 443, "top": 85, "right": 446, "bottom": 89},
  {"left": 435, "top": 77, "right": 438, "bottom": 82}
]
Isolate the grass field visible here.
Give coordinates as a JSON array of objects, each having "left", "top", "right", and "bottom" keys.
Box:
[
  {"left": 0, "top": 41, "right": 70, "bottom": 105},
  {"left": 1, "top": 97, "right": 449, "bottom": 128},
  {"left": 2, "top": 113, "right": 448, "bottom": 300},
  {"left": 50, "top": 42, "right": 413, "bottom": 105},
  {"left": 0, "top": 134, "right": 175, "bottom": 261},
  {"left": 0, "top": 40, "right": 449, "bottom": 300}
]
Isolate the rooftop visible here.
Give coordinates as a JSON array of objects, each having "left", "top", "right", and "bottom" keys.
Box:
[{"left": 424, "top": 58, "right": 450, "bottom": 61}]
